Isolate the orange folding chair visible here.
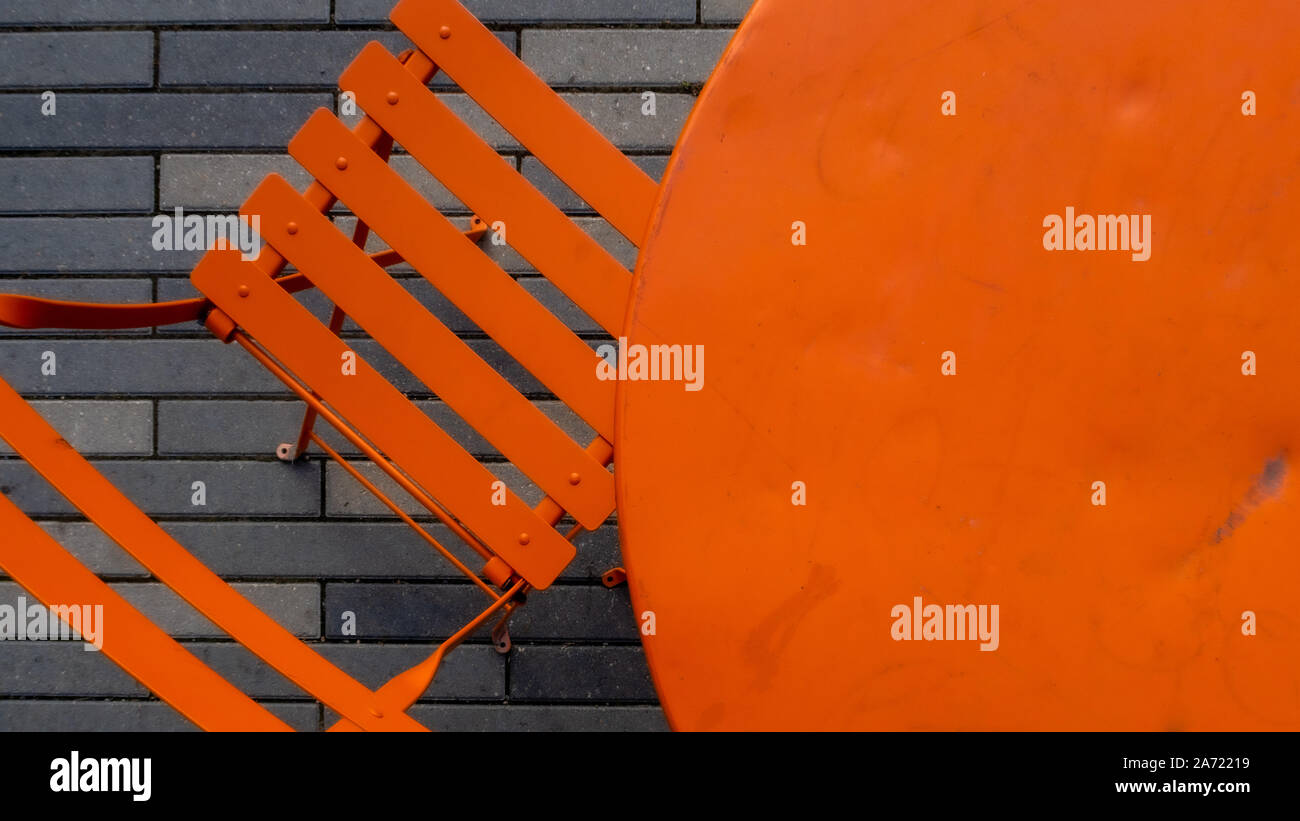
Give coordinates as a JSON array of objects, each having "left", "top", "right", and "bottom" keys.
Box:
[{"left": 0, "top": 0, "right": 657, "bottom": 730}]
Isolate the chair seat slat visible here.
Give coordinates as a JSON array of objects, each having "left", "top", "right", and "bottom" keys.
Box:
[
  {"left": 289, "top": 110, "right": 616, "bottom": 442},
  {"left": 341, "top": 43, "right": 632, "bottom": 336},
  {"left": 392, "top": 0, "right": 659, "bottom": 245},
  {"left": 191, "top": 250, "right": 576, "bottom": 589},
  {"left": 245, "top": 174, "right": 615, "bottom": 528}
]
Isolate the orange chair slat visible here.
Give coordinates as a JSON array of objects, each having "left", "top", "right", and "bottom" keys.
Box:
[
  {"left": 391, "top": 0, "right": 659, "bottom": 245},
  {"left": 244, "top": 174, "right": 614, "bottom": 529},
  {"left": 288, "top": 110, "right": 616, "bottom": 442},
  {"left": 191, "top": 249, "right": 576, "bottom": 589},
  {"left": 0, "top": 494, "right": 290, "bottom": 732},
  {"left": 340, "top": 43, "right": 632, "bottom": 336},
  {"left": 0, "top": 378, "right": 425, "bottom": 731}
]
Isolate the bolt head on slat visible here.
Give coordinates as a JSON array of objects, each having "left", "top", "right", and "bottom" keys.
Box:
[
  {"left": 335, "top": 156, "right": 349, "bottom": 170},
  {"left": 286, "top": 221, "right": 298, "bottom": 235},
  {"left": 237, "top": 285, "right": 250, "bottom": 298},
  {"left": 386, "top": 91, "right": 399, "bottom": 105},
  {"left": 518, "top": 533, "right": 530, "bottom": 545},
  {"left": 439, "top": 25, "right": 452, "bottom": 38},
  {"left": 569, "top": 473, "right": 581, "bottom": 485}
]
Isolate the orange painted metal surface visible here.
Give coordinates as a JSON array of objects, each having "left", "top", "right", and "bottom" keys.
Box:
[{"left": 618, "top": 0, "right": 1300, "bottom": 729}]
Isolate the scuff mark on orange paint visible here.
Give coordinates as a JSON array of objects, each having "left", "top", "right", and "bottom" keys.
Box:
[
  {"left": 741, "top": 562, "right": 841, "bottom": 692},
  {"left": 1213, "top": 452, "right": 1287, "bottom": 544}
]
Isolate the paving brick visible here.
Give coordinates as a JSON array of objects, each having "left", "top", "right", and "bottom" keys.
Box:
[
  {"left": 173, "top": 642, "right": 502, "bottom": 701},
  {"left": 0, "top": 400, "right": 152, "bottom": 456},
  {"left": 0, "top": 337, "right": 575, "bottom": 396},
  {"left": 158, "top": 398, "right": 592, "bottom": 457},
  {"left": 149, "top": 521, "right": 620, "bottom": 581},
  {"left": 160, "top": 31, "right": 515, "bottom": 88},
  {"left": 341, "top": 92, "right": 693, "bottom": 152},
  {"left": 322, "top": 582, "right": 633, "bottom": 641},
  {"left": 116, "top": 521, "right": 448, "bottom": 581},
  {"left": 324, "top": 582, "right": 485, "bottom": 639},
  {"left": 508, "top": 585, "right": 640, "bottom": 641},
  {"left": 159, "top": 153, "right": 505, "bottom": 213},
  {"left": 0, "top": 460, "right": 321, "bottom": 517},
  {"left": 0, "top": 581, "right": 320, "bottom": 639},
  {"left": 9, "top": 522, "right": 150, "bottom": 579},
  {"left": 325, "top": 459, "right": 545, "bottom": 517},
  {"left": 0, "top": 340, "right": 283, "bottom": 393},
  {"left": 558, "top": 92, "right": 692, "bottom": 150},
  {"left": 0, "top": 279, "right": 154, "bottom": 335},
  {"left": 0, "top": 33, "right": 153, "bottom": 90},
  {"left": 338, "top": 0, "right": 696, "bottom": 23},
  {"left": 522, "top": 154, "right": 667, "bottom": 214},
  {"left": 0, "top": 157, "right": 154, "bottom": 215},
  {"left": 0, "top": 642, "right": 144, "bottom": 697},
  {"left": 509, "top": 645, "right": 657, "bottom": 702},
  {"left": 0, "top": 1, "right": 330, "bottom": 25},
  {"left": 315, "top": 643, "right": 504, "bottom": 700},
  {"left": 524, "top": 30, "right": 733, "bottom": 86},
  {"left": 0, "top": 217, "right": 198, "bottom": 273},
  {"left": 161, "top": 31, "right": 408, "bottom": 88},
  {"left": 0, "top": 700, "right": 318, "bottom": 731},
  {"left": 407, "top": 703, "right": 668, "bottom": 731},
  {"left": 0, "top": 93, "right": 332, "bottom": 151},
  {"left": 0, "top": 521, "right": 618, "bottom": 584},
  {"left": 701, "top": 0, "right": 754, "bottom": 23}
]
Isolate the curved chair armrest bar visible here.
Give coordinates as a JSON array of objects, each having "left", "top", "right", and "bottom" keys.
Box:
[{"left": 0, "top": 226, "right": 489, "bottom": 331}]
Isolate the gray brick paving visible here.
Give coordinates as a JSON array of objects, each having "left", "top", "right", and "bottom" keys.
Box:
[
  {"left": 0, "top": 400, "right": 152, "bottom": 455},
  {"left": 523, "top": 30, "right": 732, "bottom": 86},
  {"left": 0, "top": 1, "right": 330, "bottom": 25},
  {"left": 335, "top": 0, "right": 697, "bottom": 24},
  {"left": 0, "top": 157, "right": 155, "bottom": 215},
  {"left": 702, "top": 0, "right": 755, "bottom": 24},
  {"left": 159, "top": 31, "right": 515, "bottom": 88},
  {"left": 0, "top": 32, "right": 154, "bottom": 89}
]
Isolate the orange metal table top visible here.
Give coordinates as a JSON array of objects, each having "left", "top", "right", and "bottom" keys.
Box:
[{"left": 615, "top": 0, "right": 1300, "bottom": 730}]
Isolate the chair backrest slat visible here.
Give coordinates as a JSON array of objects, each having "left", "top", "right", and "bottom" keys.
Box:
[
  {"left": 0, "top": 376, "right": 427, "bottom": 730},
  {"left": 288, "top": 110, "right": 616, "bottom": 442},
  {"left": 243, "top": 174, "right": 615, "bottom": 528},
  {"left": 341, "top": 43, "right": 632, "bottom": 336},
  {"left": 0, "top": 494, "right": 290, "bottom": 732},
  {"left": 391, "top": 0, "right": 659, "bottom": 245},
  {"left": 191, "top": 250, "right": 578, "bottom": 589}
]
